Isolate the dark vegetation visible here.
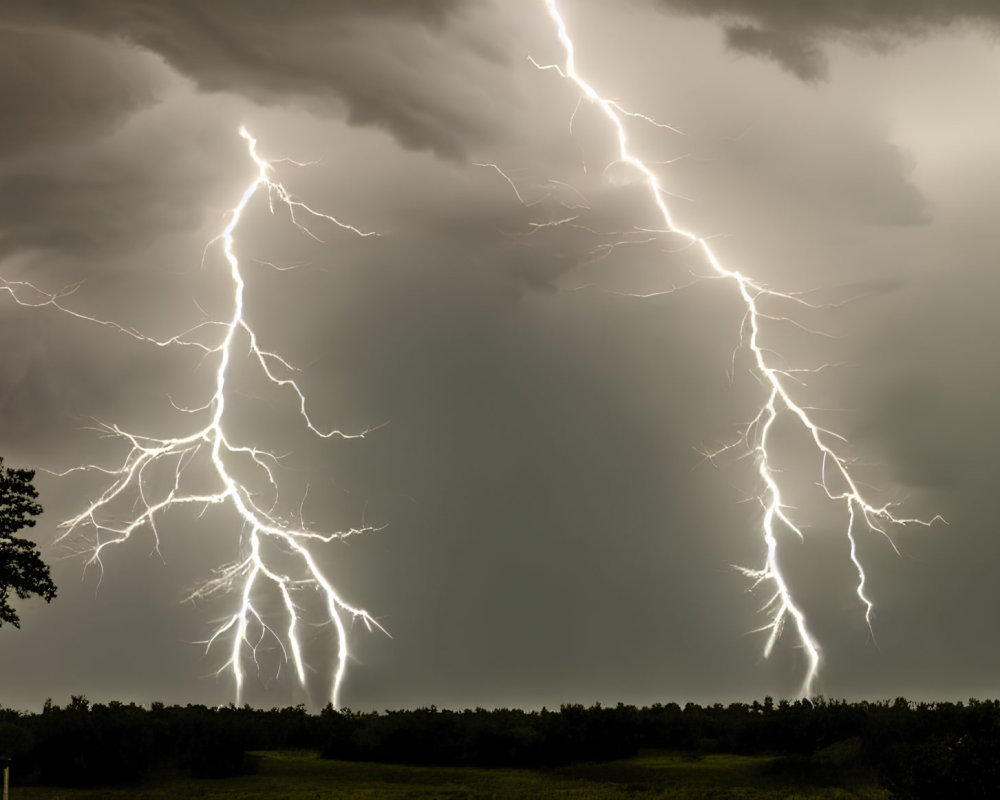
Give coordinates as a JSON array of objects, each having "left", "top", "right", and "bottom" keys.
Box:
[
  {"left": 2, "top": 695, "right": 1000, "bottom": 797},
  {"left": 0, "top": 459, "right": 55, "bottom": 629},
  {"left": 3, "top": 749, "right": 886, "bottom": 800}
]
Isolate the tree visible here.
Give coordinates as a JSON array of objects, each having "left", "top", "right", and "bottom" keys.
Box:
[{"left": 0, "top": 457, "right": 56, "bottom": 627}]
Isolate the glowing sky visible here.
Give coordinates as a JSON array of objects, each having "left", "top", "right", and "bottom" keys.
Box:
[{"left": 2, "top": 0, "right": 999, "bottom": 711}]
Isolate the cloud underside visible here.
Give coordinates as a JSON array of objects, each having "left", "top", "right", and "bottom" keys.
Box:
[
  {"left": 0, "top": 0, "right": 498, "bottom": 160},
  {"left": 654, "top": 0, "right": 1000, "bottom": 79}
]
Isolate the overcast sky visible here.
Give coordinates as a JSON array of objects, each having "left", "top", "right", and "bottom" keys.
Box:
[{"left": 2, "top": 0, "right": 999, "bottom": 712}]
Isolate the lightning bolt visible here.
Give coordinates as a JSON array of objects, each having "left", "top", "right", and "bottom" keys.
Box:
[
  {"left": 532, "top": 0, "right": 941, "bottom": 696},
  {"left": 2, "top": 6, "right": 943, "bottom": 707},
  {"left": 37, "top": 127, "right": 384, "bottom": 708}
]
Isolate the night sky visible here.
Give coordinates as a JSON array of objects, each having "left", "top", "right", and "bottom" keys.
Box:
[{"left": 2, "top": 0, "right": 999, "bottom": 712}]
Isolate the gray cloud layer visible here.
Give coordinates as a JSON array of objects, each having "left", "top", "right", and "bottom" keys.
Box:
[
  {"left": 0, "top": 28, "right": 163, "bottom": 157},
  {"left": 653, "top": 0, "right": 1000, "bottom": 79},
  {"left": 2, "top": 0, "right": 506, "bottom": 159}
]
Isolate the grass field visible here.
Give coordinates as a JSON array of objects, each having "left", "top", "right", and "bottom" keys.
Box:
[{"left": 12, "top": 749, "right": 891, "bottom": 799}]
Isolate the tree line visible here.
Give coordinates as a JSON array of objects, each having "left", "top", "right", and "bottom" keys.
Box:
[{"left": 1, "top": 694, "right": 999, "bottom": 797}]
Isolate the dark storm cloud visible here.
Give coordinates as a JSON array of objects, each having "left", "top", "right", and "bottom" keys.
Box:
[
  {"left": 652, "top": 0, "right": 1000, "bottom": 79},
  {"left": 0, "top": 105, "right": 238, "bottom": 263},
  {"left": 0, "top": 28, "right": 163, "bottom": 158},
  {"left": 723, "top": 25, "right": 827, "bottom": 81},
  {"left": 1, "top": 0, "right": 505, "bottom": 160},
  {"left": 0, "top": 22, "right": 229, "bottom": 264}
]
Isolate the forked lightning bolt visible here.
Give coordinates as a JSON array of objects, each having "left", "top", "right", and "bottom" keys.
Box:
[
  {"left": 535, "top": 0, "right": 940, "bottom": 696},
  {"left": 32, "top": 127, "right": 383, "bottom": 707},
  {"left": 0, "top": 7, "right": 940, "bottom": 706}
]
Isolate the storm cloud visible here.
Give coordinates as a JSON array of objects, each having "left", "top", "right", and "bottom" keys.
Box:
[
  {"left": 1, "top": 0, "right": 998, "bottom": 712},
  {"left": 1, "top": 0, "right": 511, "bottom": 159},
  {"left": 651, "top": 0, "right": 1000, "bottom": 79}
]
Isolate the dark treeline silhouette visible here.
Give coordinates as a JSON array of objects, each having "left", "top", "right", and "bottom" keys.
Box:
[{"left": 1, "top": 695, "right": 999, "bottom": 797}]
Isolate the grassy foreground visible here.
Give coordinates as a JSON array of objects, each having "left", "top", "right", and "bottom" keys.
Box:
[{"left": 13, "top": 748, "right": 889, "bottom": 800}]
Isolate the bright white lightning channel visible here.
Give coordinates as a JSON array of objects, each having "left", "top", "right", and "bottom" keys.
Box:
[
  {"left": 534, "top": 0, "right": 940, "bottom": 696},
  {"left": 44, "top": 127, "right": 383, "bottom": 708}
]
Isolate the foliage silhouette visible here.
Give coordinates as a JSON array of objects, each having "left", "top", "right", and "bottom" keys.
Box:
[
  {"left": 0, "top": 458, "right": 55, "bottom": 628},
  {"left": 3, "top": 695, "right": 1000, "bottom": 796}
]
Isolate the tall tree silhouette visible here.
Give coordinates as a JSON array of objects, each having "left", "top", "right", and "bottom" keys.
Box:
[{"left": 0, "top": 458, "right": 55, "bottom": 627}]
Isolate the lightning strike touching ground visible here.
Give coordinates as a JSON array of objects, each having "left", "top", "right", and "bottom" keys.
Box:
[
  {"left": 45, "top": 127, "right": 384, "bottom": 708},
  {"left": 535, "top": 0, "right": 941, "bottom": 697}
]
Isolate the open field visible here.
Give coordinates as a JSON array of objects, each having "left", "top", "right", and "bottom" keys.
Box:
[{"left": 13, "top": 749, "right": 889, "bottom": 800}]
